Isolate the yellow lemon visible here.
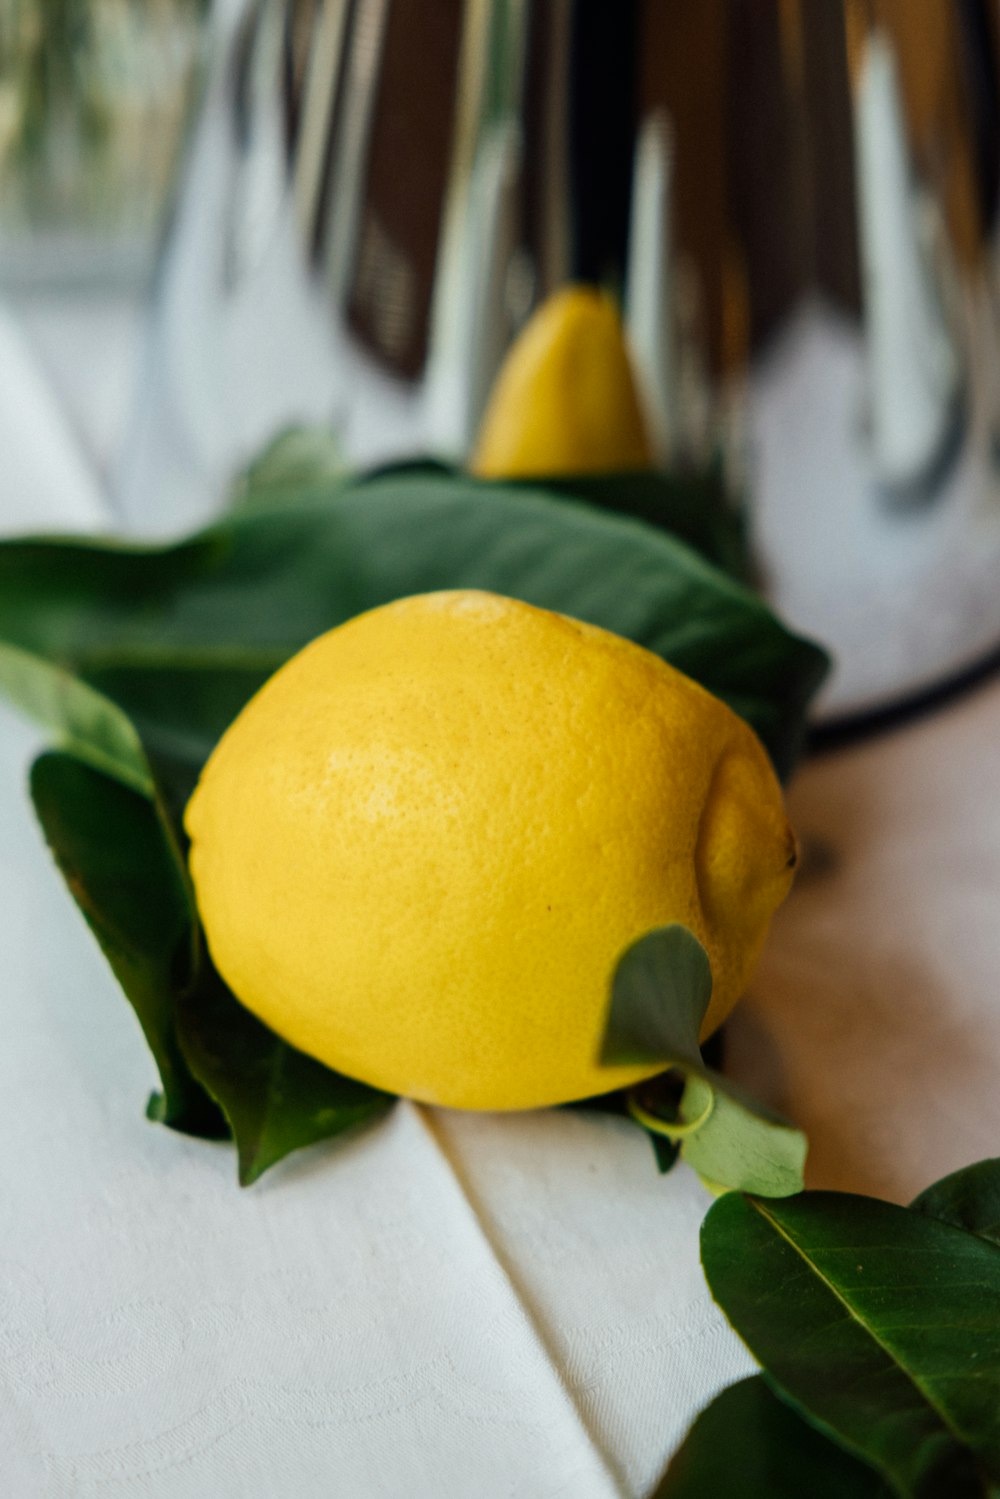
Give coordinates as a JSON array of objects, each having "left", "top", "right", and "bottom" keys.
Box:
[
  {"left": 471, "top": 285, "right": 653, "bottom": 478},
  {"left": 184, "top": 591, "right": 796, "bottom": 1111}
]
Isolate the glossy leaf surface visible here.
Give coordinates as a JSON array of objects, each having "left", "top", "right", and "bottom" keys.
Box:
[
  {"left": 911, "top": 1159, "right": 1000, "bottom": 1248},
  {"left": 30, "top": 751, "right": 220, "bottom": 1134},
  {"left": 701, "top": 1190, "right": 1000, "bottom": 1497},
  {"left": 653, "top": 1375, "right": 893, "bottom": 1499}
]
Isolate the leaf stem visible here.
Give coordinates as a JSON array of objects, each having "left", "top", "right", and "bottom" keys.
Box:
[{"left": 627, "top": 1079, "right": 715, "bottom": 1140}]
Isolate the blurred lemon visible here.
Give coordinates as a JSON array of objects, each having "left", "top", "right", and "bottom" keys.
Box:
[
  {"left": 471, "top": 285, "right": 653, "bottom": 478},
  {"left": 185, "top": 591, "right": 796, "bottom": 1111}
]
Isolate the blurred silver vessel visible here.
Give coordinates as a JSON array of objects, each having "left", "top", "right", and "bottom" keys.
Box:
[{"left": 119, "top": 0, "right": 1000, "bottom": 720}]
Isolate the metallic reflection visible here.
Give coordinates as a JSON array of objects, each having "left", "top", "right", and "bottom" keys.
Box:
[{"left": 121, "top": 0, "right": 1000, "bottom": 719}]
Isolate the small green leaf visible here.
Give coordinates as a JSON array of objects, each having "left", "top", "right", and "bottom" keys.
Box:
[
  {"left": 701, "top": 1191, "right": 1000, "bottom": 1497},
  {"left": 601, "top": 925, "right": 712, "bottom": 1069},
  {"left": 0, "top": 641, "right": 153, "bottom": 796},
  {"left": 175, "top": 966, "right": 394, "bottom": 1186},
  {"left": 675, "top": 1085, "right": 807, "bottom": 1201},
  {"left": 29, "top": 751, "right": 223, "bottom": 1136},
  {"left": 648, "top": 1128, "right": 682, "bottom": 1174},
  {"left": 911, "top": 1159, "right": 1000, "bottom": 1248},
  {"left": 230, "top": 423, "right": 349, "bottom": 507},
  {"left": 652, "top": 1375, "right": 893, "bottom": 1499},
  {"left": 601, "top": 927, "right": 807, "bottom": 1197}
]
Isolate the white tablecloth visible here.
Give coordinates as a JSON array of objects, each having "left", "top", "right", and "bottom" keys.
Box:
[{"left": 3, "top": 297, "right": 1000, "bottom": 1497}]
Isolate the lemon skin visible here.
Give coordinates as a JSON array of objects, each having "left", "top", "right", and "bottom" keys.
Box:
[
  {"left": 184, "top": 592, "right": 796, "bottom": 1111},
  {"left": 471, "top": 286, "right": 653, "bottom": 478}
]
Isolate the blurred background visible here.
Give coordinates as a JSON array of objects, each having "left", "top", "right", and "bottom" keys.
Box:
[
  {"left": 5, "top": 0, "right": 1000, "bottom": 721},
  {"left": 0, "top": 0, "right": 209, "bottom": 510},
  {"left": 0, "top": 0, "right": 208, "bottom": 286}
]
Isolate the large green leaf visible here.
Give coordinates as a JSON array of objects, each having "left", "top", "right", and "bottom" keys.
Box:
[
  {"left": 652, "top": 1375, "right": 893, "bottom": 1499},
  {"left": 600, "top": 927, "right": 806, "bottom": 1196},
  {"left": 701, "top": 1191, "right": 1000, "bottom": 1497},
  {"left": 81, "top": 661, "right": 274, "bottom": 821},
  {"left": 507, "top": 462, "right": 750, "bottom": 580},
  {"left": 234, "top": 416, "right": 748, "bottom": 571},
  {"left": 350, "top": 454, "right": 749, "bottom": 577},
  {"left": 0, "top": 472, "right": 827, "bottom": 784},
  {"left": 911, "top": 1159, "right": 1000, "bottom": 1248},
  {"left": 29, "top": 750, "right": 221, "bottom": 1135}
]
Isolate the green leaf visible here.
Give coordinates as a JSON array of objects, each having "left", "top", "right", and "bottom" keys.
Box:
[
  {"left": 366, "top": 456, "right": 750, "bottom": 576},
  {"left": 652, "top": 1375, "right": 893, "bottom": 1499},
  {"left": 911, "top": 1160, "right": 1000, "bottom": 1248},
  {"left": 174, "top": 967, "right": 394, "bottom": 1187},
  {"left": 648, "top": 1127, "right": 682, "bottom": 1174},
  {"left": 83, "top": 660, "right": 275, "bottom": 817},
  {"left": 0, "top": 471, "right": 828, "bottom": 783},
  {"left": 230, "top": 423, "right": 349, "bottom": 508},
  {"left": 601, "top": 925, "right": 713, "bottom": 1068},
  {"left": 507, "top": 461, "right": 751, "bottom": 580},
  {"left": 29, "top": 750, "right": 391, "bottom": 1181},
  {"left": 0, "top": 640, "right": 153, "bottom": 796},
  {"left": 701, "top": 1190, "right": 1000, "bottom": 1497},
  {"left": 601, "top": 927, "right": 807, "bottom": 1197},
  {"left": 29, "top": 750, "right": 223, "bottom": 1136},
  {"left": 675, "top": 1086, "right": 806, "bottom": 1201}
]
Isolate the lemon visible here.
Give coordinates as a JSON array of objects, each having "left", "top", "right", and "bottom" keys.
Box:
[
  {"left": 184, "top": 591, "right": 796, "bottom": 1111},
  {"left": 471, "top": 286, "right": 653, "bottom": 478}
]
